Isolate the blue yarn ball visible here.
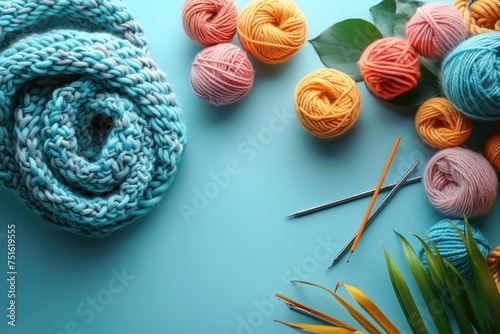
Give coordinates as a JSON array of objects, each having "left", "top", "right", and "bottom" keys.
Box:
[
  {"left": 419, "top": 219, "right": 490, "bottom": 282},
  {"left": 441, "top": 32, "right": 500, "bottom": 120}
]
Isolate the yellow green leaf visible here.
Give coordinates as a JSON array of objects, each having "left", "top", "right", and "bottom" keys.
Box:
[
  {"left": 335, "top": 283, "right": 400, "bottom": 333},
  {"left": 274, "top": 320, "right": 364, "bottom": 334},
  {"left": 276, "top": 293, "right": 356, "bottom": 330},
  {"left": 293, "top": 281, "right": 382, "bottom": 334}
]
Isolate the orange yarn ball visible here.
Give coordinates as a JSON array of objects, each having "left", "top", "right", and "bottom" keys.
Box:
[
  {"left": 294, "top": 69, "right": 362, "bottom": 138},
  {"left": 455, "top": 0, "right": 500, "bottom": 35},
  {"left": 485, "top": 133, "right": 500, "bottom": 172},
  {"left": 182, "top": 0, "right": 238, "bottom": 46},
  {"left": 358, "top": 37, "right": 421, "bottom": 100},
  {"left": 487, "top": 245, "right": 500, "bottom": 293},
  {"left": 236, "top": 0, "right": 307, "bottom": 64},
  {"left": 415, "top": 97, "right": 473, "bottom": 149}
]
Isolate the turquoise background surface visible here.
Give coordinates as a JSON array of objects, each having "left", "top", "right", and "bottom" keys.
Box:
[{"left": 1, "top": 0, "right": 499, "bottom": 333}]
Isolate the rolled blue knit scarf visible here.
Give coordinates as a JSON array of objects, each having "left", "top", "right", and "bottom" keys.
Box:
[{"left": 0, "top": 0, "right": 186, "bottom": 236}]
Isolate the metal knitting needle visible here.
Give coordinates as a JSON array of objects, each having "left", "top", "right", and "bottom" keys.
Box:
[
  {"left": 326, "top": 160, "right": 421, "bottom": 271},
  {"left": 285, "top": 176, "right": 422, "bottom": 219}
]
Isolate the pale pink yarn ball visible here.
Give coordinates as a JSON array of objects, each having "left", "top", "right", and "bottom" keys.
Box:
[
  {"left": 190, "top": 43, "right": 254, "bottom": 106},
  {"left": 406, "top": 3, "right": 468, "bottom": 59},
  {"left": 424, "top": 147, "right": 498, "bottom": 218},
  {"left": 182, "top": 0, "right": 238, "bottom": 47}
]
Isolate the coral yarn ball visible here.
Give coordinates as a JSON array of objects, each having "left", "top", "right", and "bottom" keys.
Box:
[
  {"left": 294, "top": 69, "right": 362, "bottom": 138},
  {"left": 424, "top": 147, "right": 498, "bottom": 218},
  {"left": 190, "top": 43, "right": 254, "bottom": 106},
  {"left": 406, "top": 3, "right": 468, "bottom": 59},
  {"left": 182, "top": 0, "right": 238, "bottom": 46},
  {"left": 358, "top": 37, "right": 421, "bottom": 100},
  {"left": 485, "top": 133, "right": 500, "bottom": 172},
  {"left": 415, "top": 97, "right": 473, "bottom": 148},
  {"left": 236, "top": 0, "right": 307, "bottom": 64}
]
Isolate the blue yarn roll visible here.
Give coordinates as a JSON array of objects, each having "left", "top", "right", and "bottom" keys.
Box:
[
  {"left": 441, "top": 32, "right": 500, "bottom": 120},
  {"left": 419, "top": 219, "right": 490, "bottom": 282},
  {"left": 0, "top": 1, "right": 186, "bottom": 236}
]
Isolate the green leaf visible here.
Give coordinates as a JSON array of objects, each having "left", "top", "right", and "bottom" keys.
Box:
[
  {"left": 370, "top": 0, "right": 397, "bottom": 37},
  {"left": 451, "top": 217, "right": 500, "bottom": 331},
  {"left": 369, "top": 0, "right": 425, "bottom": 38},
  {"left": 394, "top": 0, "right": 426, "bottom": 38},
  {"left": 309, "top": 19, "right": 383, "bottom": 81},
  {"left": 419, "top": 57, "right": 441, "bottom": 78},
  {"left": 415, "top": 235, "right": 474, "bottom": 334},
  {"left": 382, "top": 246, "right": 428, "bottom": 334},
  {"left": 396, "top": 232, "right": 453, "bottom": 334},
  {"left": 444, "top": 259, "right": 494, "bottom": 333}
]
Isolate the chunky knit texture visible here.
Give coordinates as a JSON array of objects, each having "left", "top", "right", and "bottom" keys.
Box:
[{"left": 0, "top": 0, "right": 186, "bottom": 236}]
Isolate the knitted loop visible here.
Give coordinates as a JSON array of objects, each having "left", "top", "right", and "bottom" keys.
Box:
[
  {"left": 0, "top": 1, "right": 186, "bottom": 236},
  {"left": 454, "top": 0, "right": 500, "bottom": 35}
]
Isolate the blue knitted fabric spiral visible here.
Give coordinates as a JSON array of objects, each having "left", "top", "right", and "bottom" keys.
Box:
[
  {"left": 419, "top": 219, "right": 490, "bottom": 282},
  {"left": 441, "top": 32, "right": 500, "bottom": 121},
  {"left": 0, "top": 0, "right": 186, "bottom": 236}
]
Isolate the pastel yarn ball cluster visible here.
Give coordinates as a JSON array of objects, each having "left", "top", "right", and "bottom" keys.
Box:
[
  {"left": 190, "top": 43, "right": 254, "bottom": 106},
  {"left": 424, "top": 147, "right": 498, "bottom": 218},
  {"left": 406, "top": 3, "right": 467, "bottom": 59},
  {"left": 237, "top": 0, "right": 307, "bottom": 64},
  {"left": 294, "top": 69, "right": 361, "bottom": 138},
  {"left": 441, "top": 32, "right": 500, "bottom": 121},
  {"left": 415, "top": 97, "right": 473, "bottom": 148},
  {"left": 182, "top": 0, "right": 238, "bottom": 46},
  {"left": 419, "top": 219, "right": 491, "bottom": 282},
  {"left": 454, "top": 0, "right": 500, "bottom": 35},
  {"left": 358, "top": 37, "right": 420, "bottom": 100}
]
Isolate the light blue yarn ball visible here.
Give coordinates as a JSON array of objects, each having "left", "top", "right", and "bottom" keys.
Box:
[
  {"left": 419, "top": 219, "right": 490, "bottom": 282},
  {"left": 441, "top": 32, "right": 500, "bottom": 120}
]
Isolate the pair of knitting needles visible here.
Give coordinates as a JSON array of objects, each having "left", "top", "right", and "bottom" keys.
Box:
[{"left": 286, "top": 137, "right": 421, "bottom": 270}]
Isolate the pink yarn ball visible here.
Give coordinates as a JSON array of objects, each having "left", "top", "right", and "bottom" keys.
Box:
[
  {"left": 190, "top": 43, "right": 254, "bottom": 106},
  {"left": 406, "top": 3, "right": 468, "bottom": 59},
  {"left": 182, "top": 0, "right": 238, "bottom": 46},
  {"left": 424, "top": 147, "right": 498, "bottom": 218}
]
